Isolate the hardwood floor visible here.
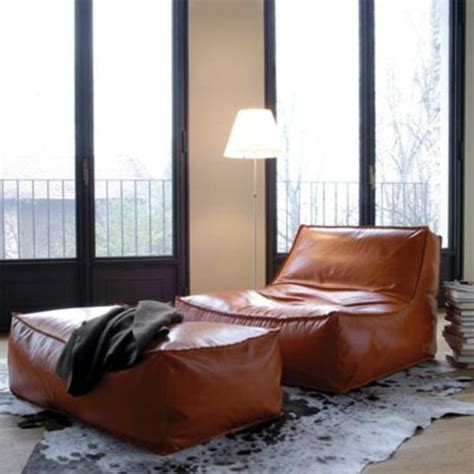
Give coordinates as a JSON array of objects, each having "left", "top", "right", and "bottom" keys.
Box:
[
  {"left": 0, "top": 314, "right": 473, "bottom": 474},
  {"left": 365, "top": 316, "right": 474, "bottom": 474}
]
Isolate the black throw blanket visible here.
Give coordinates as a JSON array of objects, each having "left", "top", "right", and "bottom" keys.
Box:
[{"left": 56, "top": 300, "right": 183, "bottom": 396}]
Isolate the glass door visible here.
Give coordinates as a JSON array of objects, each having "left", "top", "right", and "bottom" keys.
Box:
[
  {"left": 0, "top": 0, "right": 188, "bottom": 330},
  {"left": 265, "top": 0, "right": 464, "bottom": 284},
  {"left": 373, "top": 0, "right": 462, "bottom": 288},
  {"left": 94, "top": 0, "right": 173, "bottom": 258},
  {"left": 0, "top": 0, "right": 76, "bottom": 260},
  {"left": 89, "top": 0, "right": 187, "bottom": 305},
  {"left": 274, "top": 0, "right": 360, "bottom": 254},
  {"left": 374, "top": 0, "right": 450, "bottom": 246},
  {"left": 0, "top": 0, "right": 80, "bottom": 329}
]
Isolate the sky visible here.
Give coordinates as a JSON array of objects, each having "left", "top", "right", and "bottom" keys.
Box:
[{"left": 0, "top": 0, "right": 172, "bottom": 182}]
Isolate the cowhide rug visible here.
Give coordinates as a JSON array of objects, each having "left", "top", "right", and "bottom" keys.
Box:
[{"left": 1, "top": 358, "right": 473, "bottom": 474}]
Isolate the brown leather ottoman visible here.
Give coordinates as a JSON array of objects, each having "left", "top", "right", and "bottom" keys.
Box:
[{"left": 8, "top": 307, "right": 282, "bottom": 454}]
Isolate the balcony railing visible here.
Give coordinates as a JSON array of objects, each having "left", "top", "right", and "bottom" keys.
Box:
[
  {"left": 277, "top": 180, "right": 430, "bottom": 252},
  {"left": 94, "top": 179, "right": 173, "bottom": 258},
  {"left": 1, "top": 178, "right": 430, "bottom": 259},
  {"left": 0, "top": 179, "right": 172, "bottom": 259}
]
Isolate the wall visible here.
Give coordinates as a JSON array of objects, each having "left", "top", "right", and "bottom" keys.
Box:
[
  {"left": 465, "top": 0, "right": 474, "bottom": 280},
  {"left": 188, "top": 0, "right": 266, "bottom": 293},
  {"left": 188, "top": 0, "right": 474, "bottom": 289}
]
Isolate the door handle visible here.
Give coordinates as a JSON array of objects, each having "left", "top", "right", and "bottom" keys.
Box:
[
  {"left": 82, "top": 159, "right": 89, "bottom": 187},
  {"left": 369, "top": 165, "right": 376, "bottom": 190}
]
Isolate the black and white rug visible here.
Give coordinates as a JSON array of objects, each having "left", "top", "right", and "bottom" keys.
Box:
[{"left": 1, "top": 358, "right": 473, "bottom": 474}]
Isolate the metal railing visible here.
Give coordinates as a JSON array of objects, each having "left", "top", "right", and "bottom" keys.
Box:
[
  {"left": 376, "top": 181, "right": 429, "bottom": 226},
  {"left": 0, "top": 179, "right": 173, "bottom": 260},
  {"left": 1, "top": 178, "right": 431, "bottom": 259},
  {"left": 277, "top": 180, "right": 430, "bottom": 252},
  {"left": 94, "top": 179, "right": 173, "bottom": 257}
]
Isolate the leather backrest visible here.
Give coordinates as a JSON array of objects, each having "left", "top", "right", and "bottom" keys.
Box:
[{"left": 272, "top": 226, "right": 436, "bottom": 302}]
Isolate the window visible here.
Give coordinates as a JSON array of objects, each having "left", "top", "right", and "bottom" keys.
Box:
[
  {"left": 266, "top": 0, "right": 464, "bottom": 280},
  {"left": 93, "top": 0, "right": 173, "bottom": 257},
  {"left": 375, "top": 0, "right": 450, "bottom": 245},
  {"left": 275, "top": 0, "right": 360, "bottom": 253},
  {"left": 0, "top": 0, "right": 188, "bottom": 330},
  {"left": 0, "top": 0, "right": 75, "bottom": 259}
]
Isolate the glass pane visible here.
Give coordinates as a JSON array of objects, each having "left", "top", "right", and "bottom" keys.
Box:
[
  {"left": 0, "top": 0, "right": 75, "bottom": 259},
  {"left": 375, "top": 0, "right": 450, "bottom": 246},
  {"left": 275, "top": 0, "right": 360, "bottom": 253},
  {"left": 93, "top": 0, "right": 173, "bottom": 257}
]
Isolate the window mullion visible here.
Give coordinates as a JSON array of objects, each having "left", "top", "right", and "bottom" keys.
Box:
[
  {"left": 74, "top": 0, "right": 94, "bottom": 303},
  {"left": 358, "top": 0, "right": 376, "bottom": 225}
]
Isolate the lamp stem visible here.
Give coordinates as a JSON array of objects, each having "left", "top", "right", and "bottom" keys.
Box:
[{"left": 253, "top": 158, "right": 257, "bottom": 289}]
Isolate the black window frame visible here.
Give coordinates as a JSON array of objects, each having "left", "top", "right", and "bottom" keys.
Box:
[
  {"left": 264, "top": 0, "right": 465, "bottom": 284},
  {"left": 0, "top": 0, "right": 188, "bottom": 330}
]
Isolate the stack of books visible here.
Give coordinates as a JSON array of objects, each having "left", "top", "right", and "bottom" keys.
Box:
[{"left": 443, "top": 281, "right": 474, "bottom": 369}]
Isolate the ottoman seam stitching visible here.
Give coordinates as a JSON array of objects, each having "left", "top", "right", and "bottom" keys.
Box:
[
  {"left": 146, "top": 330, "right": 279, "bottom": 354},
  {"left": 11, "top": 313, "right": 279, "bottom": 353},
  {"left": 12, "top": 314, "right": 66, "bottom": 343}
]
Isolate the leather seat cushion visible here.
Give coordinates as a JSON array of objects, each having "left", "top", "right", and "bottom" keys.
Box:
[
  {"left": 178, "top": 285, "right": 405, "bottom": 320},
  {"left": 177, "top": 287, "right": 411, "bottom": 393},
  {"left": 8, "top": 307, "right": 282, "bottom": 454}
]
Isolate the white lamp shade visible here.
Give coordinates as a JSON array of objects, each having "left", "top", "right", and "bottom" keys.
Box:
[{"left": 224, "top": 109, "right": 283, "bottom": 159}]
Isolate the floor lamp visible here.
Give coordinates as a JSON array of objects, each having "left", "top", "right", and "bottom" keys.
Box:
[{"left": 224, "top": 109, "right": 283, "bottom": 289}]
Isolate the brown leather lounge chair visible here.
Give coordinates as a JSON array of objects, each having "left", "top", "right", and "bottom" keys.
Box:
[{"left": 176, "top": 226, "right": 441, "bottom": 394}]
